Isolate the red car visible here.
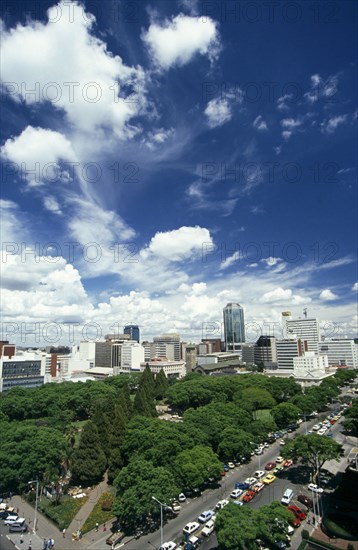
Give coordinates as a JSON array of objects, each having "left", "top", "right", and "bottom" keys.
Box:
[
  {"left": 288, "top": 505, "right": 307, "bottom": 521},
  {"left": 242, "top": 490, "right": 256, "bottom": 503},
  {"left": 265, "top": 461, "right": 276, "bottom": 470},
  {"left": 283, "top": 459, "right": 293, "bottom": 468},
  {"left": 289, "top": 515, "right": 301, "bottom": 528}
]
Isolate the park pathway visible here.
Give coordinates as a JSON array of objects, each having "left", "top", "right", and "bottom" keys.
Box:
[{"left": 67, "top": 473, "right": 109, "bottom": 538}]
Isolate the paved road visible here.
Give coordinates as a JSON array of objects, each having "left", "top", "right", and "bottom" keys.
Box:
[{"left": 106, "top": 409, "right": 340, "bottom": 550}]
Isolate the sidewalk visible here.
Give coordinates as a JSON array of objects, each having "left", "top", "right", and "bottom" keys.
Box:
[{"left": 67, "top": 474, "right": 109, "bottom": 537}]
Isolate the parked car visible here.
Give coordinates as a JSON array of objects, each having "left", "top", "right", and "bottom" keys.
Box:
[
  {"left": 288, "top": 505, "right": 307, "bottom": 521},
  {"left": 276, "top": 456, "right": 284, "bottom": 463},
  {"left": 265, "top": 461, "right": 276, "bottom": 471},
  {"left": 235, "top": 482, "right": 250, "bottom": 490},
  {"left": 242, "top": 490, "right": 256, "bottom": 503},
  {"left": 253, "top": 482, "right": 265, "bottom": 493},
  {"left": 283, "top": 459, "right": 293, "bottom": 468},
  {"left": 263, "top": 474, "right": 276, "bottom": 484},
  {"left": 183, "top": 522, "right": 200, "bottom": 535},
  {"left": 9, "top": 522, "right": 28, "bottom": 533},
  {"left": 202, "top": 519, "right": 215, "bottom": 537},
  {"left": 0, "top": 511, "right": 10, "bottom": 519},
  {"left": 308, "top": 483, "right": 323, "bottom": 493},
  {"left": 198, "top": 510, "right": 214, "bottom": 523},
  {"left": 171, "top": 500, "right": 181, "bottom": 513},
  {"left": 228, "top": 462, "right": 235, "bottom": 469},
  {"left": 159, "top": 543, "right": 177, "bottom": 550},
  {"left": 273, "top": 465, "right": 284, "bottom": 474},
  {"left": 185, "top": 535, "right": 201, "bottom": 549},
  {"left": 216, "top": 499, "right": 229, "bottom": 509},
  {"left": 297, "top": 494, "right": 313, "bottom": 508},
  {"left": 4, "top": 515, "right": 19, "bottom": 525},
  {"left": 244, "top": 477, "right": 257, "bottom": 486},
  {"left": 230, "top": 489, "right": 243, "bottom": 499},
  {"left": 254, "top": 470, "right": 266, "bottom": 479},
  {"left": 178, "top": 493, "right": 186, "bottom": 502}
]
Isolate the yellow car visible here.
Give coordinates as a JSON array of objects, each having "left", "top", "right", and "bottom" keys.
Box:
[{"left": 263, "top": 474, "right": 276, "bottom": 484}]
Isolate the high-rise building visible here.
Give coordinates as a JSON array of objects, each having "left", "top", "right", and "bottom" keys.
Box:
[
  {"left": 276, "top": 339, "right": 307, "bottom": 370},
  {"left": 284, "top": 316, "right": 320, "bottom": 353},
  {"left": 223, "top": 303, "right": 245, "bottom": 352},
  {"left": 319, "top": 339, "right": 358, "bottom": 368},
  {"left": 123, "top": 325, "right": 140, "bottom": 343},
  {"left": 254, "top": 336, "right": 277, "bottom": 365},
  {"left": 153, "top": 333, "right": 181, "bottom": 361},
  {"left": 185, "top": 344, "right": 197, "bottom": 372}
]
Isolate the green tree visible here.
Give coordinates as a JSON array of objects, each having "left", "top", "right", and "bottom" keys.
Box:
[
  {"left": 217, "top": 428, "right": 253, "bottom": 461},
  {"left": 255, "top": 502, "right": 294, "bottom": 546},
  {"left": 71, "top": 421, "right": 107, "bottom": 485},
  {"left": 113, "top": 458, "right": 179, "bottom": 532},
  {"left": 174, "top": 445, "right": 222, "bottom": 489},
  {"left": 133, "top": 386, "right": 157, "bottom": 417},
  {"left": 240, "top": 387, "right": 276, "bottom": 419},
  {"left": 155, "top": 369, "right": 169, "bottom": 400},
  {"left": 343, "top": 399, "right": 358, "bottom": 435},
  {"left": 271, "top": 402, "right": 301, "bottom": 429},
  {"left": 282, "top": 434, "right": 344, "bottom": 480},
  {"left": 215, "top": 504, "right": 258, "bottom": 550}
]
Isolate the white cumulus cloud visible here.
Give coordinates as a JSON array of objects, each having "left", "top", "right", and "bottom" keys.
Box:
[
  {"left": 143, "top": 226, "right": 212, "bottom": 262},
  {"left": 320, "top": 289, "right": 338, "bottom": 301},
  {"left": 142, "top": 13, "right": 220, "bottom": 70}
]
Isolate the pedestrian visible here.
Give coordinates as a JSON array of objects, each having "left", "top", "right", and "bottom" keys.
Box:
[
  {"left": 95, "top": 522, "right": 99, "bottom": 532},
  {"left": 20, "top": 533, "right": 24, "bottom": 544},
  {"left": 50, "top": 538, "right": 55, "bottom": 549},
  {"left": 62, "top": 528, "right": 66, "bottom": 538},
  {"left": 28, "top": 539, "right": 32, "bottom": 550},
  {"left": 43, "top": 538, "right": 48, "bottom": 550}
]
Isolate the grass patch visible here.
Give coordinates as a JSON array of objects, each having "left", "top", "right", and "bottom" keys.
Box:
[
  {"left": 38, "top": 495, "right": 87, "bottom": 531},
  {"left": 255, "top": 409, "right": 273, "bottom": 421},
  {"left": 80, "top": 492, "right": 116, "bottom": 534}
]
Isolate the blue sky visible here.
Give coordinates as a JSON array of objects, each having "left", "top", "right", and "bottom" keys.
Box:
[{"left": 0, "top": 0, "right": 357, "bottom": 346}]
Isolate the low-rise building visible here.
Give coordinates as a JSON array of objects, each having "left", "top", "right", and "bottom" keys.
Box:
[{"left": 140, "top": 358, "right": 186, "bottom": 379}]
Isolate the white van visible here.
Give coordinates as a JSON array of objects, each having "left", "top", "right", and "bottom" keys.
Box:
[{"left": 281, "top": 489, "right": 294, "bottom": 505}]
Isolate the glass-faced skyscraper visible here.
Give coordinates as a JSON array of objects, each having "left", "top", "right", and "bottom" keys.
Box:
[
  {"left": 223, "top": 303, "right": 245, "bottom": 351},
  {"left": 123, "top": 324, "right": 140, "bottom": 343}
]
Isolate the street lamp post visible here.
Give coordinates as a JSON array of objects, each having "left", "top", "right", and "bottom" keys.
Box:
[
  {"left": 28, "top": 480, "right": 39, "bottom": 533},
  {"left": 152, "top": 496, "right": 166, "bottom": 548}
]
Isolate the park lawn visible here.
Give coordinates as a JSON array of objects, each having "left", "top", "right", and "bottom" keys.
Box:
[
  {"left": 38, "top": 495, "right": 87, "bottom": 531},
  {"left": 80, "top": 492, "right": 116, "bottom": 534},
  {"left": 256, "top": 409, "right": 274, "bottom": 421}
]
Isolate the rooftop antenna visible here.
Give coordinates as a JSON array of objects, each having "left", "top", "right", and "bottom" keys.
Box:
[{"left": 303, "top": 308, "right": 308, "bottom": 319}]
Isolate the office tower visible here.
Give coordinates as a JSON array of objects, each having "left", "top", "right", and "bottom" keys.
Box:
[
  {"left": 285, "top": 317, "right": 320, "bottom": 353},
  {"left": 223, "top": 303, "right": 245, "bottom": 352},
  {"left": 185, "top": 344, "right": 197, "bottom": 372},
  {"left": 254, "top": 335, "right": 277, "bottom": 364},
  {"left": 123, "top": 325, "right": 140, "bottom": 343},
  {"left": 319, "top": 339, "right": 358, "bottom": 368},
  {"left": 153, "top": 333, "right": 181, "bottom": 361},
  {"left": 276, "top": 339, "right": 307, "bottom": 370}
]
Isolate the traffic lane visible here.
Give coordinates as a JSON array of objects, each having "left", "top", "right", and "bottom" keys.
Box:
[
  {"left": 0, "top": 522, "right": 16, "bottom": 550},
  {"left": 124, "top": 415, "right": 332, "bottom": 549}
]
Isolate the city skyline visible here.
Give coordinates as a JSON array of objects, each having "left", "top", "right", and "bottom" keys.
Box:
[{"left": 1, "top": 0, "right": 357, "bottom": 347}]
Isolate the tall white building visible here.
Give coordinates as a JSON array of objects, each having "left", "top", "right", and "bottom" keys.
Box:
[
  {"left": 276, "top": 339, "right": 307, "bottom": 370},
  {"left": 319, "top": 339, "right": 358, "bottom": 368},
  {"left": 285, "top": 317, "right": 320, "bottom": 353},
  {"left": 116, "top": 341, "right": 144, "bottom": 374},
  {"left": 153, "top": 333, "right": 181, "bottom": 361},
  {"left": 0, "top": 350, "right": 46, "bottom": 392}
]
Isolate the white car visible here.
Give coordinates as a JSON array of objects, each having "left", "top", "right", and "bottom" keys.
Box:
[
  {"left": 308, "top": 483, "right": 324, "bottom": 494},
  {"left": 159, "top": 543, "right": 177, "bottom": 550},
  {"left": 245, "top": 477, "right": 257, "bottom": 486},
  {"left": 317, "top": 429, "right": 326, "bottom": 435},
  {"left": 230, "top": 489, "right": 243, "bottom": 499},
  {"left": 228, "top": 462, "right": 235, "bottom": 469},
  {"left": 198, "top": 510, "right": 214, "bottom": 523},
  {"left": 183, "top": 522, "right": 200, "bottom": 535},
  {"left": 255, "top": 448, "right": 263, "bottom": 455},
  {"left": 254, "top": 470, "right": 266, "bottom": 479},
  {"left": 4, "top": 516, "right": 20, "bottom": 525},
  {"left": 215, "top": 499, "right": 229, "bottom": 510},
  {"left": 279, "top": 440, "right": 286, "bottom": 446},
  {"left": 202, "top": 519, "right": 215, "bottom": 537},
  {"left": 276, "top": 456, "right": 284, "bottom": 463},
  {"left": 178, "top": 493, "right": 186, "bottom": 502}
]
